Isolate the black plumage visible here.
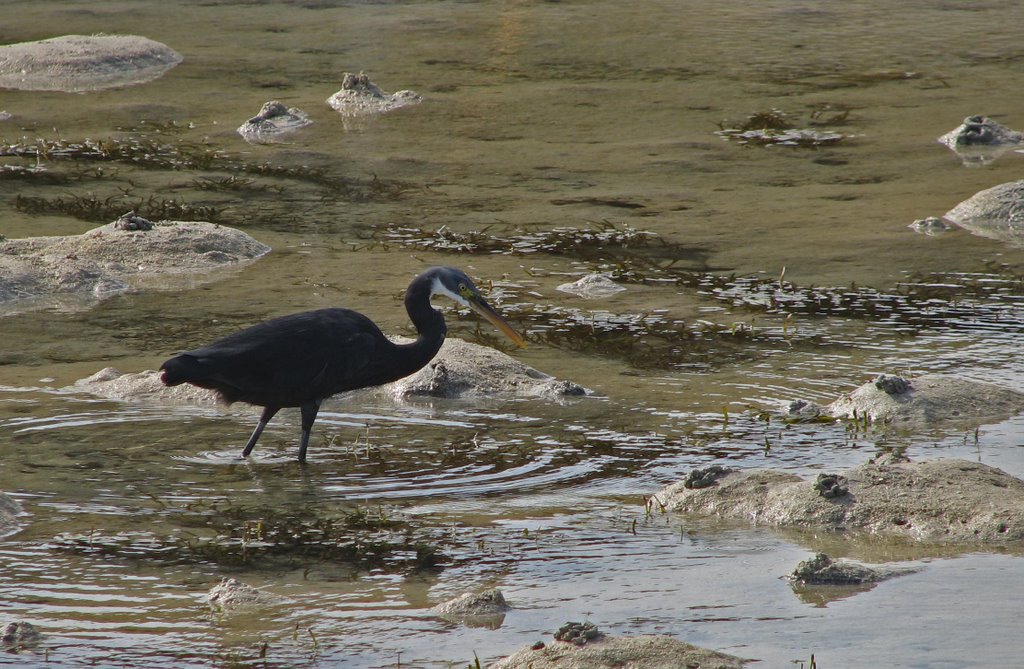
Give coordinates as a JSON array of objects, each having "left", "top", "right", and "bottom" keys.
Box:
[{"left": 160, "top": 266, "right": 525, "bottom": 463}]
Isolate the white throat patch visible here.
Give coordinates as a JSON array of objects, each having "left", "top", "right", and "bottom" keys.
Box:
[{"left": 431, "top": 275, "right": 471, "bottom": 307}]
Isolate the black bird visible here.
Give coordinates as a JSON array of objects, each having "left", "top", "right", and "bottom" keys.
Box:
[{"left": 160, "top": 266, "right": 525, "bottom": 463}]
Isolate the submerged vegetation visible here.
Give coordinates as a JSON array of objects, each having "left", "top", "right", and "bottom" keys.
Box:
[
  {"left": 497, "top": 302, "right": 786, "bottom": 370},
  {"left": 50, "top": 502, "right": 445, "bottom": 572},
  {"left": 48, "top": 492, "right": 670, "bottom": 578},
  {"left": 716, "top": 107, "right": 851, "bottom": 147},
  {"left": 15, "top": 191, "right": 225, "bottom": 223},
  {"left": 361, "top": 221, "right": 1024, "bottom": 369},
  {"left": 5, "top": 126, "right": 1023, "bottom": 374},
  {"left": 355, "top": 219, "right": 708, "bottom": 265},
  {"left": 0, "top": 132, "right": 408, "bottom": 230}
]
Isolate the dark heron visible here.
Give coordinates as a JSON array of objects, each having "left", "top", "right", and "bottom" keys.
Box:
[{"left": 160, "top": 266, "right": 525, "bottom": 463}]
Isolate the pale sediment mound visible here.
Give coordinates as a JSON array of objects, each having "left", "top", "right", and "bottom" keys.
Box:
[
  {"left": 0, "top": 218, "right": 270, "bottom": 311},
  {"left": 237, "top": 100, "right": 312, "bottom": 143},
  {"left": 73, "top": 340, "right": 586, "bottom": 405},
  {"left": 431, "top": 588, "right": 508, "bottom": 628},
  {"left": 389, "top": 338, "right": 589, "bottom": 399},
  {"left": 657, "top": 459, "right": 1024, "bottom": 543},
  {"left": 0, "top": 491, "right": 22, "bottom": 536},
  {"left": 207, "top": 577, "right": 283, "bottom": 612},
  {"left": 784, "top": 374, "right": 1024, "bottom": 428},
  {"left": 71, "top": 367, "right": 221, "bottom": 405},
  {"left": 0, "top": 34, "right": 182, "bottom": 92},
  {"left": 327, "top": 71, "right": 421, "bottom": 117},
  {"left": 555, "top": 273, "right": 626, "bottom": 299},
  {"left": 431, "top": 588, "right": 509, "bottom": 616},
  {"left": 939, "top": 115, "right": 1024, "bottom": 148},
  {"left": 0, "top": 622, "right": 42, "bottom": 653},
  {"left": 907, "top": 216, "right": 953, "bottom": 236},
  {"left": 488, "top": 634, "right": 748, "bottom": 669},
  {"left": 787, "top": 552, "right": 902, "bottom": 586},
  {"left": 943, "top": 179, "right": 1024, "bottom": 244},
  {"left": 938, "top": 115, "right": 1024, "bottom": 166}
]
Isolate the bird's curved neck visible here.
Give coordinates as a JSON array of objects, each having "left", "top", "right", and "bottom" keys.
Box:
[{"left": 392, "top": 276, "right": 447, "bottom": 375}]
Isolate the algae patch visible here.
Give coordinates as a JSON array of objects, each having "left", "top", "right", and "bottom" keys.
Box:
[
  {"left": 716, "top": 107, "right": 851, "bottom": 147},
  {"left": 49, "top": 503, "right": 445, "bottom": 572},
  {"left": 0, "top": 132, "right": 409, "bottom": 231}
]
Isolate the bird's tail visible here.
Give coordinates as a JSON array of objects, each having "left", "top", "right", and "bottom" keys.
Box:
[{"left": 159, "top": 355, "right": 202, "bottom": 387}]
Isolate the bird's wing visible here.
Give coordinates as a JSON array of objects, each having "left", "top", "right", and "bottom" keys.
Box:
[{"left": 183, "top": 310, "right": 381, "bottom": 400}]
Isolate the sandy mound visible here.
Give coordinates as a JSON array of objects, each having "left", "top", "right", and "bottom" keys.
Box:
[
  {"left": 431, "top": 589, "right": 508, "bottom": 629},
  {"left": 785, "top": 374, "right": 1024, "bottom": 428},
  {"left": 389, "top": 338, "right": 588, "bottom": 399},
  {"left": 944, "top": 179, "right": 1024, "bottom": 244},
  {"left": 327, "top": 72, "right": 421, "bottom": 117},
  {"left": 73, "top": 339, "right": 587, "bottom": 405},
  {"left": 0, "top": 34, "right": 182, "bottom": 92},
  {"left": 207, "top": 577, "right": 284, "bottom": 612},
  {"left": 657, "top": 459, "right": 1024, "bottom": 543},
  {"left": 72, "top": 367, "right": 221, "bottom": 405},
  {"left": 489, "top": 634, "right": 747, "bottom": 669},
  {"left": 555, "top": 273, "right": 626, "bottom": 298},
  {"left": 237, "top": 100, "right": 312, "bottom": 144},
  {"left": 0, "top": 491, "right": 21, "bottom": 536},
  {"left": 0, "top": 218, "right": 270, "bottom": 312}
]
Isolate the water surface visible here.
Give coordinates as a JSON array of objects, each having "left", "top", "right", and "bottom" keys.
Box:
[{"left": 3, "top": 1, "right": 1024, "bottom": 667}]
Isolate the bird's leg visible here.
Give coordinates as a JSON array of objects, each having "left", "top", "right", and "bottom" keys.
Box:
[
  {"left": 297, "top": 401, "right": 321, "bottom": 464},
  {"left": 241, "top": 406, "right": 280, "bottom": 458}
]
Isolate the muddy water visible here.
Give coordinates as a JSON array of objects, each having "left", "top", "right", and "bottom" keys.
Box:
[{"left": 2, "top": 1, "right": 1024, "bottom": 667}]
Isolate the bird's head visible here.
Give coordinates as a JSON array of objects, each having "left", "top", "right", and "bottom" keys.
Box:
[{"left": 427, "top": 267, "right": 526, "bottom": 347}]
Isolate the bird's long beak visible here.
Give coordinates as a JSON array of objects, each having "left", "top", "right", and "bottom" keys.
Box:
[{"left": 468, "top": 295, "right": 527, "bottom": 348}]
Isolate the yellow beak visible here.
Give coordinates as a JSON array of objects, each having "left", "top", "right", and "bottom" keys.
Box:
[{"left": 469, "top": 295, "right": 527, "bottom": 348}]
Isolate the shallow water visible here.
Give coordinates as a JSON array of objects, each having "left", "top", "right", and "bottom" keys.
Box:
[{"left": 3, "top": 1, "right": 1024, "bottom": 667}]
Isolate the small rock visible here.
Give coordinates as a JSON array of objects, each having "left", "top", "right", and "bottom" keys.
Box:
[
  {"left": 73, "top": 339, "right": 587, "bottom": 407},
  {"left": 0, "top": 219, "right": 270, "bottom": 312},
  {"left": 389, "top": 338, "right": 589, "bottom": 400},
  {"left": 908, "top": 217, "right": 953, "bottom": 236},
  {"left": 825, "top": 373, "right": 1024, "bottom": 427},
  {"left": 555, "top": 274, "right": 626, "bottom": 299},
  {"left": 431, "top": 589, "right": 509, "bottom": 629},
  {"left": 813, "top": 474, "right": 848, "bottom": 499},
  {"left": 113, "top": 211, "right": 153, "bottom": 231},
  {"left": 658, "top": 458, "right": 1024, "bottom": 543},
  {"left": 207, "top": 577, "right": 280, "bottom": 611},
  {"left": 943, "top": 179, "right": 1024, "bottom": 244},
  {"left": 789, "top": 553, "right": 886, "bottom": 585},
  {"left": 938, "top": 115, "right": 1024, "bottom": 165},
  {"left": 939, "top": 115, "right": 1024, "bottom": 148},
  {"left": 683, "top": 465, "right": 733, "bottom": 490},
  {"left": 327, "top": 71, "right": 422, "bottom": 117},
  {"left": 0, "top": 622, "right": 42, "bottom": 652},
  {"left": 488, "top": 634, "right": 749, "bottom": 669},
  {"left": 783, "top": 398, "right": 825, "bottom": 419},
  {"left": 873, "top": 374, "right": 911, "bottom": 395},
  {"left": 434, "top": 590, "right": 509, "bottom": 614},
  {"left": 70, "top": 367, "right": 221, "bottom": 405},
  {"left": 554, "top": 621, "right": 604, "bottom": 646},
  {"left": 431, "top": 588, "right": 509, "bottom": 616},
  {"left": 0, "top": 491, "right": 21, "bottom": 536},
  {"left": 237, "top": 100, "right": 312, "bottom": 143},
  {"left": 0, "top": 34, "right": 182, "bottom": 92}
]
